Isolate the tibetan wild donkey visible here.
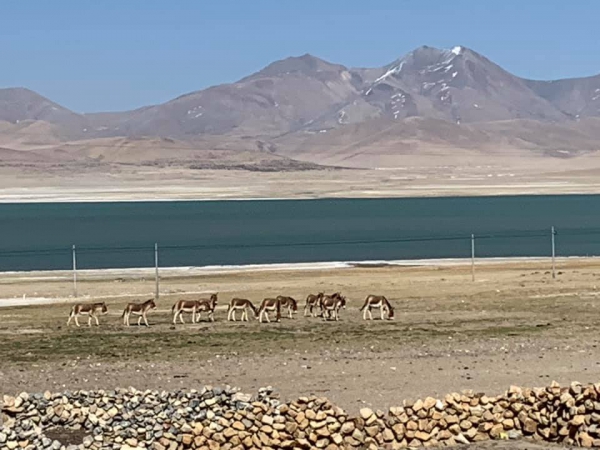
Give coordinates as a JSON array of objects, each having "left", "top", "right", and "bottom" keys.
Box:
[
  {"left": 227, "top": 298, "right": 258, "bottom": 321},
  {"left": 67, "top": 302, "right": 108, "bottom": 327},
  {"left": 276, "top": 295, "right": 298, "bottom": 319},
  {"left": 258, "top": 298, "right": 282, "bottom": 323},
  {"left": 122, "top": 299, "right": 157, "bottom": 327},
  {"left": 321, "top": 293, "right": 346, "bottom": 321},
  {"left": 304, "top": 292, "right": 324, "bottom": 317},
  {"left": 360, "top": 295, "right": 395, "bottom": 320},
  {"left": 171, "top": 299, "right": 203, "bottom": 324},
  {"left": 194, "top": 293, "right": 218, "bottom": 322}
]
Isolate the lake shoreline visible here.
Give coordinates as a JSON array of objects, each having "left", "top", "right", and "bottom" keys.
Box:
[
  {"left": 1, "top": 182, "right": 600, "bottom": 204},
  {"left": 0, "top": 255, "right": 588, "bottom": 308},
  {"left": 0, "top": 254, "right": 572, "bottom": 277}
]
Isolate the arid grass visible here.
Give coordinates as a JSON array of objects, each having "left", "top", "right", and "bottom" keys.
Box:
[{"left": 1, "top": 259, "right": 599, "bottom": 367}]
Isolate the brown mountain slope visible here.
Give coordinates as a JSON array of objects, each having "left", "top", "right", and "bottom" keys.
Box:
[
  {"left": 525, "top": 74, "right": 600, "bottom": 119},
  {"left": 85, "top": 54, "right": 363, "bottom": 139},
  {"left": 19, "top": 136, "right": 326, "bottom": 172},
  {"left": 0, "top": 88, "right": 87, "bottom": 137},
  {"left": 314, "top": 46, "right": 568, "bottom": 129},
  {"left": 275, "top": 117, "right": 600, "bottom": 167},
  {"left": 0, "top": 120, "right": 73, "bottom": 149},
  {"left": 0, "top": 147, "right": 59, "bottom": 163}
]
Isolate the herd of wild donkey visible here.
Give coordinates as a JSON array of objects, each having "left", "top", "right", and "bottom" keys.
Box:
[{"left": 66, "top": 293, "right": 395, "bottom": 327}]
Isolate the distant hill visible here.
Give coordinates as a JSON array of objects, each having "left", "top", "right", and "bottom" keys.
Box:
[
  {"left": 1, "top": 46, "right": 600, "bottom": 170},
  {"left": 0, "top": 88, "right": 87, "bottom": 137},
  {"left": 525, "top": 74, "right": 600, "bottom": 119}
]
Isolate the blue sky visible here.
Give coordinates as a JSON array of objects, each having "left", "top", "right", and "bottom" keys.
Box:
[{"left": 1, "top": 0, "right": 598, "bottom": 112}]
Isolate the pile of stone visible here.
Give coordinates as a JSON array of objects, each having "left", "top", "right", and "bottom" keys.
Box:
[{"left": 3, "top": 381, "right": 600, "bottom": 449}]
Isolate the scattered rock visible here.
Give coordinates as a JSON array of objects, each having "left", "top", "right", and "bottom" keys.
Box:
[{"left": 359, "top": 408, "right": 373, "bottom": 420}]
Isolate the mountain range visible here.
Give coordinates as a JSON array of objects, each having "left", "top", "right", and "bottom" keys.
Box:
[{"left": 1, "top": 45, "right": 600, "bottom": 170}]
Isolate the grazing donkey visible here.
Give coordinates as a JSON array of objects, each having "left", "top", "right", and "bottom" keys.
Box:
[
  {"left": 276, "top": 295, "right": 298, "bottom": 319},
  {"left": 258, "top": 298, "right": 282, "bottom": 323},
  {"left": 122, "top": 299, "right": 157, "bottom": 327},
  {"left": 195, "top": 293, "right": 218, "bottom": 322},
  {"left": 321, "top": 293, "right": 346, "bottom": 321},
  {"left": 304, "top": 292, "right": 324, "bottom": 317},
  {"left": 67, "top": 302, "right": 108, "bottom": 327},
  {"left": 227, "top": 298, "right": 258, "bottom": 321},
  {"left": 171, "top": 299, "right": 202, "bottom": 324},
  {"left": 360, "top": 295, "right": 395, "bottom": 320}
]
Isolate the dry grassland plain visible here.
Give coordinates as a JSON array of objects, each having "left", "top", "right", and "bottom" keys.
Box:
[{"left": 2, "top": 258, "right": 600, "bottom": 413}]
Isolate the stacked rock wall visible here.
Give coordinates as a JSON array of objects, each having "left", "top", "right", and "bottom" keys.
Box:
[{"left": 2, "top": 381, "right": 600, "bottom": 449}]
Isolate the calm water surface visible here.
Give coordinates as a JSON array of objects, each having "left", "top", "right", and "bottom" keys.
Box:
[{"left": 1, "top": 195, "right": 600, "bottom": 271}]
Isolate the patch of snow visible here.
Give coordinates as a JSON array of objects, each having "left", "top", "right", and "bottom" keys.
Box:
[
  {"left": 365, "top": 88, "right": 373, "bottom": 96},
  {"left": 319, "top": 129, "right": 328, "bottom": 133},
  {"left": 187, "top": 106, "right": 203, "bottom": 115},
  {"left": 427, "top": 65, "right": 449, "bottom": 74},
  {"left": 473, "top": 104, "right": 480, "bottom": 108},
  {"left": 194, "top": 113, "right": 203, "bottom": 118},
  {"left": 338, "top": 110, "right": 347, "bottom": 124},
  {"left": 422, "top": 82, "right": 436, "bottom": 91},
  {"left": 451, "top": 46, "right": 463, "bottom": 56},
  {"left": 444, "top": 65, "right": 454, "bottom": 73},
  {"left": 452, "top": 72, "right": 458, "bottom": 78},
  {"left": 595, "top": 88, "right": 600, "bottom": 92},
  {"left": 83, "top": 128, "right": 87, "bottom": 132},
  {"left": 51, "top": 106, "right": 58, "bottom": 111},
  {"left": 374, "top": 61, "right": 405, "bottom": 84}
]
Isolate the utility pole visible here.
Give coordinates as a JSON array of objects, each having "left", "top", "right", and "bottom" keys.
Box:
[
  {"left": 155, "top": 243, "right": 159, "bottom": 300},
  {"left": 551, "top": 226, "right": 556, "bottom": 279},
  {"left": 471, "top": 234, "right": 475, "bottom": 282},
  {"left": 72, "top": 245, "right": 78, "bottom": 297}
]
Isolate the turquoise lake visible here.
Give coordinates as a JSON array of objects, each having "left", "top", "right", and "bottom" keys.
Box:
[{"left": 1, "top": 195, "right": 599, "bottom": 271}]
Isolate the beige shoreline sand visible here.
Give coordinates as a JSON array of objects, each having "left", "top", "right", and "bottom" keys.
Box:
[
  {"left": 1, "top": 161, "right": 600, "bottom": 203},
  {"left": 2, "top": 182, "right": 600, "bottom": 203}
]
